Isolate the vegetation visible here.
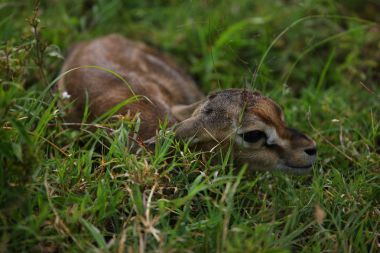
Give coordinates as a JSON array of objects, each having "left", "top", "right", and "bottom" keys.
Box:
[{"left": 0, "top": 0, "right": 379, "bottom": 252}]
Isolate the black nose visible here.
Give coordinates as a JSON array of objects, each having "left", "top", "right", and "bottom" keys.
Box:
[{"left": 304, "top": 148, "right": 317, "bottom": 156}]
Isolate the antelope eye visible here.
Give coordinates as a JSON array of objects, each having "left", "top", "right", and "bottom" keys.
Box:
[
  {"left": 240, "top": 130, "right": 266, "bottom": 143},
  {"left": 204, "top": 108, "right": 213, "bottom": 115}
]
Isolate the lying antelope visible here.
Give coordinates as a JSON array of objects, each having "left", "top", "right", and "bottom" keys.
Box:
[{"left": 57, "top": 34, "right": 317, "bottom": 174}]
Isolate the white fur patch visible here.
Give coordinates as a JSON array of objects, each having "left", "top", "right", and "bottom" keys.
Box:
[{"left": 265, "top": 126, "right": 287, "bottom": 146}]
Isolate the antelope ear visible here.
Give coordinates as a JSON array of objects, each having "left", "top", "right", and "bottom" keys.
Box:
[
  {"left": 174, "top": 116, "right": 203, "bottom": 141},
  {"left": 171, "top": 101, "right": 202, "bottom": 121}
]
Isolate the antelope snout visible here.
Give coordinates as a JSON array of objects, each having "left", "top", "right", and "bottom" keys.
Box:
[
  {"left": 284, "top": 128, "right": 317, "bottom": 169},
  {"left": 299, "top": 134, "right": 317, "bottom": 161},
  {"left": 303, "top": 143, "right": 317, "bottom": 165}
]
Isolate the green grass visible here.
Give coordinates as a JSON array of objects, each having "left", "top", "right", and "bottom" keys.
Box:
[{"left": 1, "top": 0, "right": 379, "bottom": 252}]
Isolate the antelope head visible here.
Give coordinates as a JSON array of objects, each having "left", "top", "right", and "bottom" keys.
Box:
[{"left": 172, "top": 89, "right": 317, "bottom": 174}]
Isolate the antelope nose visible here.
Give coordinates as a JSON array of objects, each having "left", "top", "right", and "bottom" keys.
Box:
[{"left": 304, "top": 148, "right": 317, "bottom": 156}]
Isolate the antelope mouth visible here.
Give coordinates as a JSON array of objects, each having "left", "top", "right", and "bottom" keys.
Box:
[
  {"left": 285, "top": 163, "right": 313, "bottom": 170},
  {"left": 277, "top": 163, "right": 314, "bottom": 175}
]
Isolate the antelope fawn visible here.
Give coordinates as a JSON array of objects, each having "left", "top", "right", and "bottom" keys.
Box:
[{"left": 57, "top": 34, "right": 317, "bottom": 174}]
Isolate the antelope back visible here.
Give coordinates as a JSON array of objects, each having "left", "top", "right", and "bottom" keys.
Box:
[{"left": 57, "top": 34, "right": 204, "bottom": 139}]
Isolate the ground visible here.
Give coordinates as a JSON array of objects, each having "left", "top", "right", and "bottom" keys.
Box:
[{"left": 0, "top": 0, "right": 379, "bottom": 252}]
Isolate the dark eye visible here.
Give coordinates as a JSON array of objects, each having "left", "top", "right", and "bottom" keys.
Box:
[
  {"left": 240, "top": 130, "right": 266, "bottom": 143},
  {"left": 204, "top": 108, "right": 213, "bottom": 115}
]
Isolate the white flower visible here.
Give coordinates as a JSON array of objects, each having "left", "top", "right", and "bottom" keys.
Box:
[{"left": 61, "top": 91, "right": 71, "bottom": 99}]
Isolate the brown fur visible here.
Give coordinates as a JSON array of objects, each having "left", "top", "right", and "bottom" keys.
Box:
[
  {"left": 58, "top": 34, "right": 203, "bottom": 140},
  {"left": 57, "top": 34, "right": 317, "bottom": 174}
]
